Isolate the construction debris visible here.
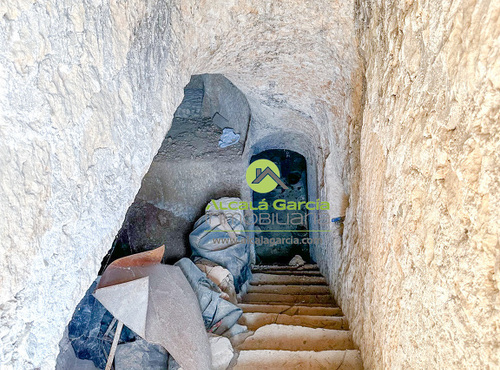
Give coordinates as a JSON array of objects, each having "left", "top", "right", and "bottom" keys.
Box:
[
  {"left": 196, "top": 258, "right": 237, "bottom": 304},
  {"left": 190, "top": 198, "right": 252, "bottom": 291},
  {"left": 289, "top": 254, "right": 306, "bottom": 267},
  {"left": 94, "top": 247, "right": 212, "bottom": 370},
  {"left": 218, "top": 127, "right": 240, "bottom": 148},
  {"left": 67, "top": 197, "right": 256, "bottom": 369},
  {"left": 175, "top": 258, "right": 243, "bottom": 336},
  {"left": 209, "top": 334, "right": 234, "bottom": 370},
  {"left": 67, "top": 279, "right": 136, "bottom": 369},
  {"left": 114, "top": 337, "right": 168, "bottom": 369}
]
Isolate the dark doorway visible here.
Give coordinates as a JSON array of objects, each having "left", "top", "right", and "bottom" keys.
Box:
[{"left": 251, "top": 149, "right": 310, "bottom": 264}]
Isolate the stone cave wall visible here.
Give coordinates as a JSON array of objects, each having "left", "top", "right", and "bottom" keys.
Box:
[
  {"left": 5, "top": 0, "right": 496, "bottom": 368},
  {"left": 101, "top": 74, "right": 250, "bottom": 269},
  {"left": 325, "top": 0, "right": 499, "bottom": 368},
  {"left": 0, "top": 0, "right": 191, "bottom": 367},
  {"left": 0, "top": 1, "right": 358, "bottom": 368}
]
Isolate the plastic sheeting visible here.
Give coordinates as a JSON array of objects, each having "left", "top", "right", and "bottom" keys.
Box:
[
  {"left": 115, "top": 338, "right": 168, "bottom": 369},
  {"left": 196, "top": 258, "right": 237, "bottom": 304},
  {"left": 189, "top": 198, "right": 251, "bottom": 291},
  {"left": 94, "top": 247, "right": 212, "bottom": 370},
  {"left": 175, "top": 258, "right": 243, "bottom": 336},
  {"left": 218, "top": 127, "right": 240, "bottom": 148},
  {"left": 67, "top": 278, "right": 136, "bottom": 369}
]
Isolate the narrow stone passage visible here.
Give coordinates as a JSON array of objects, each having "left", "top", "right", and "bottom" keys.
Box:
[{"left": 233, "top": 264, "right": 363, "bottom": 369}]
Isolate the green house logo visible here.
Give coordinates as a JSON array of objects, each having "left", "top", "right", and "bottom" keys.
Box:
[{"left": 246, "top": 159, "right": 289, "bottom": 193}]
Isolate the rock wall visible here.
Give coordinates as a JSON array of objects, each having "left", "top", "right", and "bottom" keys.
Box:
[
  {"left": 327, "top": 0, "right": 500, "bottom": 368},
  {"left": 6, "top": 0, "right": 494, "bottom": 368},
  {"left": 0, "top": 0, "right": 190, "bottom": 367},
  {"left": 0, "top": 1, "right": 357, "bottom": 368}
]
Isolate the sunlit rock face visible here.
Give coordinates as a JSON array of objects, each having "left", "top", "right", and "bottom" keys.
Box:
[
  {"left": 332, "top": 1, "right": 499, "bottom": 369},
  {"left": 1, "top": 0, "right": 498, "bottom": 369},
  {"left": 0, "top": 1, "right": 357, "bottom": 367}
]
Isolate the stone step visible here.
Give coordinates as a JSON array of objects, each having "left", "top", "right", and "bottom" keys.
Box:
[
  {"left": 247, "top": 284, "right": 330, "bottom": 295},
  {"left": 240, "top": 312, "right": 349, "bottom": 331},
  {"left": 240, "top": 293, "right": 334, "bottom": 305},
  {"left": 251, "top": 273, "right": 327, "bottom": 286},
  {"left": 239, "top": 304, "right": 343, "bottom": 316},
  {"left": 251, "top": 270, "right": 324, "bottom": 276},
  {"left": 247, "top": 302, "right": 338, "bottom": 307},
  {"left": 234, "top": 349, "right": 363, "bottom": 370},
  {"left": 236, "top": 324, "right": 355, "bottom": 351},
  {"left": 241, "top": 299, "right": 337, "bottom": 307},
  {"left": 251, "top": 264, "right": 320, "bottom": 272}
]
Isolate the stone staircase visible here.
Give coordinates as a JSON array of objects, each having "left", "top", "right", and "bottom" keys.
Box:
[{"left": 232, "top": 264, "right": 363, "bottom": 369}]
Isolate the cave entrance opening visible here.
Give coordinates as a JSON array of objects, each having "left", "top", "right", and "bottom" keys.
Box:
[{"left": 250, "top": 149, "right": 310, "bottom": 264}]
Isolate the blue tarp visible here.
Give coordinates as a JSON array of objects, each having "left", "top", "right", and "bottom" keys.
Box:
[{"left": 68, "top": 279, "right": 136, "bottom": 369}]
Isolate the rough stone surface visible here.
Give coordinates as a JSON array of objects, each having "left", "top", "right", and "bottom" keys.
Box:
[
  {"left": 133, "top": 102, "right": 246, "bottom": 257},
  {"left": 317, "top": 0, "right": 500, "bottom": 369},
  {"left": 99, "top": 200, "right": 188, "bottom": 270},
  {"left": 1, "top": 0, "right": 497, "bottom": 369},
  {"left": 208, "top": 335, "right": 234, "bottom": 370},
  {"left": 0, "top": 0, "right": 187, "bottom": 368},
  {"left": 99, "top": 74, "right": 251, "bottom": 265}
]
